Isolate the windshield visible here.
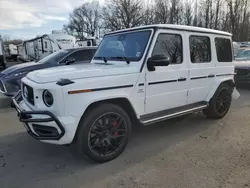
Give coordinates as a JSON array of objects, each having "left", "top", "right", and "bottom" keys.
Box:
[
  {"left": 235, "top": 50, "right": 250, "bottom": 60},
  {"left": 37, "top": 49, "right": 71, "bottom": 64},
  {"left": 234, "top": 48, "right": 244, "bottom": 57},
  {"left": 94, "top": 30, "right": 151, "bottom": 61}
]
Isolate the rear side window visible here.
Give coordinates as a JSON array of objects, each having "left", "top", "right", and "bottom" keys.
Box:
[
  {"left": 190, "top": 36, "right": 211, "bottom": 63},
  {"left": 152, "top": 33, "right": 183, "bottom": 64},
  {"left": 215, "top": 38, "right": 233, "bottom": 62}
]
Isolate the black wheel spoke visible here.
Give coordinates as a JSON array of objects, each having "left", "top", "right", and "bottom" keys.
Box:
[
  {"left": 91, "top": 129, "right": 102, "bottom": 135},
  {"left": 88, "top": 112, "right": 128, "bottom": 156},
  {"left": 90, "top": 138, "right": 100, "bottom": 149},
  {"left": 110, "top": 134, "right": 125, "bottom": 139},
  {"left": 114, "top": 128, "right": 127, "bottom": 132},
  {"left": 215, "top": 89, "right": 231, "bottom": 115}
]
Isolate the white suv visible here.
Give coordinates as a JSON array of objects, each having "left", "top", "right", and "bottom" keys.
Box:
[{"left": 12, "top": 24, "right": 239, "bottom": 162}]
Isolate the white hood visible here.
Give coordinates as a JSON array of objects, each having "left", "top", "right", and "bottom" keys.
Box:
[{"left": 26, "top": 63, "right": 139, "bottom": 84}]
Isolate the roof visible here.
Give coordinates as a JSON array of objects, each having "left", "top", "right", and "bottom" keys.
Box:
[{"left": 107, "top": 24, "right": 232, "bottom": 36}]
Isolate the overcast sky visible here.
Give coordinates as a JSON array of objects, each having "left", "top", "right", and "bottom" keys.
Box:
[{"left": 0, "top": 0, "right": 103, "bottom": 40}]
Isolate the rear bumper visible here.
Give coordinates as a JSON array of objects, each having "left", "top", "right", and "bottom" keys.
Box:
[{"left": 11, "top": 91, "right": 78, "bottom": 144}]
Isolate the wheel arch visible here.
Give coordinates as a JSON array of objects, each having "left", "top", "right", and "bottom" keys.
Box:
[
  {"left": 205, "top": 77, "right": 235, "bottom": 102},
  {"left": 72, "top": 97, "right": 139, "bottom": 143}
]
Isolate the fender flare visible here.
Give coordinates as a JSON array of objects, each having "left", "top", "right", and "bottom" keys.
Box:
[{"left": 205, "top": 77, "right": 235, "bottom": 102}]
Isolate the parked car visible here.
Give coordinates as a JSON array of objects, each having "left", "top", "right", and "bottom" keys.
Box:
[
  {"left": 0, "top": 47, "right": 97, "bottom": 96},
  {"left": 12, "top": 24, "right": 239, "bottom": 163},
  {"left": 234, "top": 49, "right": 250, "bottom": 85},
  {"left": 234, "top": 47, "right": 246, "bottom": 58}
]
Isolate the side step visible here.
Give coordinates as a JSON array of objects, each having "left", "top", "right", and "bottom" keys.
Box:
[{"left": 140, "top": 102, "right": 208, "bottom": 125}]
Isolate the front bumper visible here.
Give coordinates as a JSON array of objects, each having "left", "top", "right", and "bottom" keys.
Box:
[{"left": 11, "top": 91, "right": 65, "bottom": 141}]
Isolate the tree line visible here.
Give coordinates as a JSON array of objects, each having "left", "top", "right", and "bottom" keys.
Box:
[{"left": 64, "top": 0, "right": 250, "bottom": 42}]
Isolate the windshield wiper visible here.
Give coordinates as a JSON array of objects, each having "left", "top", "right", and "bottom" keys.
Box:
[
  {"left": 94, "top": 56, "right": 107, "bottom": 64},
  {"left": 113, "top": 56, "right": 130, "bottom": 64}
]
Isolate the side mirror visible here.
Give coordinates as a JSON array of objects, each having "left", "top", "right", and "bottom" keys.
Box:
[
  {"left": 147, "top": 55, "right": 170, "bottom": 71},
  {"left": 65, "top": 57, "right": 75, "bottom": 65}
]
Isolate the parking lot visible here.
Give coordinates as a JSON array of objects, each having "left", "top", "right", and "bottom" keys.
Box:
[{"left": 0, "top": 87, "right": 249, "bottom": 188}]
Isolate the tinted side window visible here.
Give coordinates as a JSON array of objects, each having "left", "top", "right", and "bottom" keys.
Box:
[
  {"left": 69, "top": 50, "right": 91, "bottom": 62},
  {"left": 190, "top": 36, "right": 211, "bottom": 63},
  {"left": 152, "top": 33, "right": 182, "bottom": 64},
  {"left": 215, "top": 38, "right": 232, "bottom": 62}
]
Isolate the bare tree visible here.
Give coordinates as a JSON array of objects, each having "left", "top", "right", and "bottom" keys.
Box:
[
  {"left": 64, "top": 1, "right": 101, "bottom": 40},
  {"left": 184, "top": 0, "right": 193, "bottom": 25},
  {"left": 64, "top": 0, "right": 250, "bottom": 42},
  {"left": 154, "top": 0, "right": 169, "bottom": 24},
  {"left": 103, "top": 0, "right": 143, "bottom": 31},
  {"left": 143, "top": 0, "right": 156, "bottom": 25}
]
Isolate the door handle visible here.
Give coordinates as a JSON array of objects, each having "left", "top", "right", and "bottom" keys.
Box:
[
  {"left": 208, "top": 74, "right": 215, "bottom": 78},
  {"left": 178, "top": 77, "right": 186, "bottom": 82}
]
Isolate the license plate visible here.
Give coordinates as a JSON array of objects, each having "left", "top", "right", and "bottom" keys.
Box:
[{"left": 232, "top": 88, "right": 240, "bottom": 100}]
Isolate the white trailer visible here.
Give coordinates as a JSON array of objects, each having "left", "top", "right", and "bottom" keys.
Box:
[
  {"left": 24, "top": 30, "right": 76, "bottom": 62},
  {"left": 0, "top": 35, "right": 6, "bottom": 69},
  {"left": 76, "top": 36, "right": 102, "bottom": 47}
]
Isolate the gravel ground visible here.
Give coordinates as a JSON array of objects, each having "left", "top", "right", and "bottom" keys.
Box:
[{"left": 0, "top": 88, "right": 250, "bottom": 188}]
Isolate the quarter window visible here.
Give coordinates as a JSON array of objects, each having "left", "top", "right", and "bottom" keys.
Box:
[
  {"left": 215, "top": 38, "right": 233, "bottom": 62},
  {"left": 152, "top": 33, "right": 183, "bottom": 64},
  {"left": 190, "top": 36, "right": 211, "bottom": 63}
]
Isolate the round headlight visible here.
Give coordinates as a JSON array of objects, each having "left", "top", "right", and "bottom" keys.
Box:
[{"left": 42, "top": 90, "right": 53, "bottom": 107}]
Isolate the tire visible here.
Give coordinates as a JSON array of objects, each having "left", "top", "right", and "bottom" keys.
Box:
[
  {"left": 76, "top": 103, "right": 132, "bottom": 163},
  {"left": 203, "top": 83, "right": 233, "bottom": 119}
]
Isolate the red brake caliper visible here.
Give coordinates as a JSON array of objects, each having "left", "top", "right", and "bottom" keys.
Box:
[{"left": 113, "top": 121, "right": 118, "bottom": 136}]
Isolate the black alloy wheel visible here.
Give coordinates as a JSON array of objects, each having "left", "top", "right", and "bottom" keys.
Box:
[
  {"left": 215, "top": 89, "right": 231, "bottom": 115},
  {"left": 203, "top": 83, "right": 232, "bottom": 119},
  {"left": 76, "top": 103, "right": 131, "bottom": 163},
  {"left": 88, "top": 112, "right": 128, "bottom": 157}
]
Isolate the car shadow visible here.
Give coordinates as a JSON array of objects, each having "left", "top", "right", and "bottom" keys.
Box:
[{"left": 0, "top": 112, "right": 216, "bottom": 188}]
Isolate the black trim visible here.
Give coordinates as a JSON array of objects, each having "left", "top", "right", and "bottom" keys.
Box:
[
  {"left": 208, "top": 74, "right": 215, "bottom": 78},
  {"left": 191, "top": 76, "right": 208, "bottom": 80},
  {"left": 148, "top": 79, "right": 177, "bottom": 85},
  {"left": 140, "top": 28, "right": 157, "bottom": 72},
  {"left": 178, "top": 78, "right": 186, "bottom": 82},
  {"left": 11, "top": 91, "right": 65, "bottom": 140},
  {"left": 138, "top": 83, "right": 144, "bottom": 86},
  {"left": 140, "top": 101, "right": 208, "bottom": 123},
  {"left": 216, "top": 73, "right": 235, "bottom": 77},
  {"left": 56, "top": 79, "right": 75, "bottom": 86},
  {"left": 68, "top": 84, "right": 134, "bottom": 94},
  {"left": 106, "top": 26, "right": 231, "bottom": 37},
  {"left": 92, "top": 85, "right": 133, "bottom": 91}
]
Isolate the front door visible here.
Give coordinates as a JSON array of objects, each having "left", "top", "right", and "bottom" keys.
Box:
[{"left": 145, "top": 30, "right": 189, "bottom": 114}]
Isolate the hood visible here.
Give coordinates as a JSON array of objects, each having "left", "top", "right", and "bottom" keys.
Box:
[
  {"left": 27, "top": 63, "right": 139, "bottom": 84},
  {"left": 1, "top": 62, "right": 39, "bottom": 75},
  {"left": 234, "top": 60, "right": 250, "bottom": 69}
]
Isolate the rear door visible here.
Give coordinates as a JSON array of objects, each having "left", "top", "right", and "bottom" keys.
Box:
[{"left": 187, "top": 34, "right": 216, "bottom": 104}]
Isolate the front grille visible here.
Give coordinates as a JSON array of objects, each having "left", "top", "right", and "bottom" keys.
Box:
[
  {"left": 0, "top": 80, "right": 6, "bottom": 92},
  {"left": 22, "top": 83, "right": 34, "bottom": 105},
  {"left": 236, "top": 69, "right": 250, "bottom": 77}
]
